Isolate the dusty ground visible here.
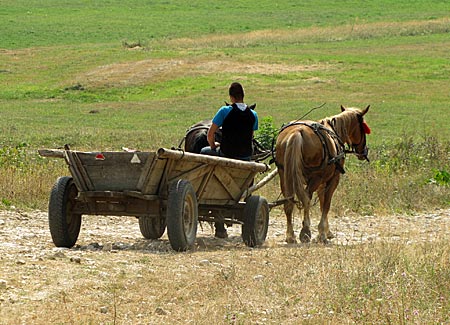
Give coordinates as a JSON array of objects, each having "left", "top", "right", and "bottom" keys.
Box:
[
  {"left": 0, "top": 207, "right": 449, "bottom": 323},
  {"left": 1, "top": 206, "right": 449, "bottom": 261},
  {"left": 0, "top": 209, "right": 450, "bottom": 254}
]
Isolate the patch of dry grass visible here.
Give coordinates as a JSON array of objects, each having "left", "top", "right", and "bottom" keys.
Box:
[
  {"left": 0, "top": 155, "right": 65, "bottom": 210},
  {"left": 76, "top": 57, "right": 329, "bottom": 89},
  {"left": 69, "top": 18, "right": 449, "bottom": 90},
  {"left": 1, "top": 236, "right": 448, "bottom": 324},
  {"left": 1, "top": 199, "right": 449, "bottom": 325},
  {"left": 165, "top": 18, "right": 450, "bottom": 49}
]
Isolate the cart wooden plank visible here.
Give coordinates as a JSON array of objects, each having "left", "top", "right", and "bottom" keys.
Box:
[
  {"left": 39, "top": 147, "right": 270, "bottom": 205},
  {"left": 39, "top": 147, "right": 273, "bottom": 250}
]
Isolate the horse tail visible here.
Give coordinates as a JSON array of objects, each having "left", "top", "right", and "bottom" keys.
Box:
[{"left": 284, "top": 130, "right": 310, "bottom": 208}]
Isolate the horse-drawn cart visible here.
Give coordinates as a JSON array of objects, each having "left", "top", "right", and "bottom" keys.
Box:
[{"left": 39, "top": 147, "right": 271, "bottom": 251}]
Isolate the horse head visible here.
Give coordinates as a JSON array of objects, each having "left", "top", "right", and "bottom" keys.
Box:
[{"left": 339, "top": 105, "right": 371, "bottom": 161}]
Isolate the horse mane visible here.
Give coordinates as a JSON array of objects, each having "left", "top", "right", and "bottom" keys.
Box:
[{"left": 320, "top": 109, "right": 360, "bottom": 144}]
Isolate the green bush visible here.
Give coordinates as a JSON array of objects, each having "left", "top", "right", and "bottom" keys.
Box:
[
  {"left": 255, "top": 116, "right": 278, "bottom": 150},
  {"left": 428, "top": 169, "right": 450, "bottom": 187}
]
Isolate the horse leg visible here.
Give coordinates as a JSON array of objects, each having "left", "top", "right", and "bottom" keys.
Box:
[
  {"left": 299, "top": 200, "right": 311, "bottom": 243},
  {"left": 317, "top": 177, "right": 340, "bottom": 243},
  {"left": 214, "top": 222, "right": 228, "bottom": 238},
  {"left": 283, "top": 200, "right": 296, "bottom": 243},
  {"left": 279, "top": 166, "right": 296, "bottom": 244},
  {"left": 299, "top": 180, "right": 319, "bottom": 243}
]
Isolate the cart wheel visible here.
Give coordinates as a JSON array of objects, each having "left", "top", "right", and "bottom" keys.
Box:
[
  {"left": 48, "top": 176, "right": 82, "bottom": 248},
  {"left": 166, "top": 180, "right": 198, "bottom": 251},
  {"left": 139, "top": 216, "right": 166, "bottom": 239},
  {"left": 242, "top": 195, "right": 269, "bottom": 247}
]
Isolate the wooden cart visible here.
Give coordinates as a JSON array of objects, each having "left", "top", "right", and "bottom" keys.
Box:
[{"left": 39, "top": 147, "right": 271, "bottom": 251}]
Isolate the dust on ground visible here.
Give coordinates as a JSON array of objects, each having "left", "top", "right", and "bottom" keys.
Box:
[
  {"left": 0, "top": 207, "right": 448, "bottom": 321},
  {"left": 1, "top": 207, "right": 449, "bottom": 257}
]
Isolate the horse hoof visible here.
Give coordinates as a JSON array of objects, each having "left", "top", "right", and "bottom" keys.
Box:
[
  {"left": 285, "top": 237, "right": 297, "bottom": 244},
  {"left": 314, "top": 236, "right": 331, "bottom": 245},
  {"left": 214, "top": 230, "right": 228, "bottom": 239},
  {"left": 299, "top": 229, "right": 311, "bottom": 243}
]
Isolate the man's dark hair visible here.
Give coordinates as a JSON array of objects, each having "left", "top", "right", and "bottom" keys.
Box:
[{"left": 229, "top": 82, "right": 244, "bottom": 101}]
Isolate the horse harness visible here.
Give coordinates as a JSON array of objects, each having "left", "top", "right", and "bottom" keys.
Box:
[{"left": 276, "top": 121, "right": 347, "bottom": 174}]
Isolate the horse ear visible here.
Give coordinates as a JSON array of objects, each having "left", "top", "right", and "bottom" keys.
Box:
[
  {"left": 361, "top": 105, "right": 370, "bottom": 116},
  {"left": 248, "top": 103, "right": 256, "bottom": 110},
  {"left": 331, "top": 118, "right": 336, "bottom": 127},
  {"left": 340, "top": 105, "right": 346, "bottom": 112}
]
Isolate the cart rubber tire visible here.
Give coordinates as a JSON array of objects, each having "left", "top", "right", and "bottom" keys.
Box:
[
  {"left": 166, "top": 180, "right": 198, "bottom": 251},
  {"left": 48, "top": 176, "right": 82, "bottom": 248},
  {"left": 139, "top": 216, "right": 166, "bottom": 239},
  {"left": 242, "top": 195, "right": 269, "bottom": 247}
]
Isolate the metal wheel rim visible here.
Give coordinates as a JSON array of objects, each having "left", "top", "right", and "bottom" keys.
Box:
[
  {"left": 255, "top": 204, "right": 268, "bottom": 239},
  {"left": 182, "top": 193, "right": 196, "bottom": 236}
]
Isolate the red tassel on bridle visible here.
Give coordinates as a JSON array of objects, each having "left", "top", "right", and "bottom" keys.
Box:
[{"left": 362, "top": 121, "right": 371, "bottom": 134}]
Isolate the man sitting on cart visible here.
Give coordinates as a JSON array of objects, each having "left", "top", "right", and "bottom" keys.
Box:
[
  {"left": 201, "top": 82, "right": 259, "bottom": 160},
  {"left": 201, "top": 82, "right": 259, "bottom": 237}
]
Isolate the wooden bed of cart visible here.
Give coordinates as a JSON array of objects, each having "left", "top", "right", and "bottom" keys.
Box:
[{"left": 39, "top": 147, "right": 277, "bottom": 251}]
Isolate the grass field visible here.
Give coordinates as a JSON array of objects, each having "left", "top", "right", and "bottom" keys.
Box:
[
  {"left": 0, "top": 1, "right": 449, "bottom": 324},
  {"left": 1, "top": 1, "right": 449, "bottom": 211}
]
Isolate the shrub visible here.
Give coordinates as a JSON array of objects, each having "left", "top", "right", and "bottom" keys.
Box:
[
  {"left": 255, "top": 116, "right": 278, "bottom": 150},
  {"left": 428, "top": 169, "right": 450, "bottom": 187}
]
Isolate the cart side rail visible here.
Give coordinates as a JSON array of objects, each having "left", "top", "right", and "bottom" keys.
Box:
[
  {"left": 157, "top": 148, "right": 269, "bottom": 173},
  {"left": 38, "top": 149, "right": 65, "bottom": 158}
]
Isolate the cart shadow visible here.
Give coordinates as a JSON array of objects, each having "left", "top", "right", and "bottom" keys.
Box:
[
  {"left": 73, "top": 234, "right": 271, "bottom": 254},
  {"left": 73, "top": 234, "right": 332, "bottom": 254},
  {"left": 73, "top": 223, "right": 317, "bottom": 253}
]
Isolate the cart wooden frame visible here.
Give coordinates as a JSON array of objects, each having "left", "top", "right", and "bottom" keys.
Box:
[{"left": 39, "top": 147, "right": 272, "bottom": 251}]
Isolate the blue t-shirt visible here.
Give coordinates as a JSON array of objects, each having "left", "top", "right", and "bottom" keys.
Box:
[{"left": 212, "top": 104, "right": 258, "bottom": 130}]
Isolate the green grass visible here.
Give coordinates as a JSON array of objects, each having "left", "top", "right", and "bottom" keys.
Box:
[
  {"left": 0, "top": 4, "right": 449, "bottom": 324},
  {"left": 2, "top": 0, "right": 449, "bottom": 48},
  {"left": 0, "top": 0, "right": 449, "bottom": 210}
]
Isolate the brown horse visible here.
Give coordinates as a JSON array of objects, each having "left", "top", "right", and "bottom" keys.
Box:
[{"left": 275, "top": 105, "right": 371, "bottom": 244}]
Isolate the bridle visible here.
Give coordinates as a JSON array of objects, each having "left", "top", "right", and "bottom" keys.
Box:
[{"left": 344, "top": 113, "right": 369, "bottom": 162}]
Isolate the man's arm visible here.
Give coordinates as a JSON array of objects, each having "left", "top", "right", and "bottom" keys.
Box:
[{"left": 207, "top": 123, "right": 220, "bottom": 149}]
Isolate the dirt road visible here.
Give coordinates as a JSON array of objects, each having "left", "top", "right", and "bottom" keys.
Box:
[
  {"left": 0, "top": 207, "right": 448, "bottom": 323},
  {"left": 1, "top": 207, "right": 448, "bottom": 256}
]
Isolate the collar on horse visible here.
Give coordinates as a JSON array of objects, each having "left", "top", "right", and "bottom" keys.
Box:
[{"left": 276, "top": 121, "right": 347, "bottom": 174}]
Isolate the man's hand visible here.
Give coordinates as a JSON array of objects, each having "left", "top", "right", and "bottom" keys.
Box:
[{"left": 207, "top": 123, "right": 220, "bottom": 148}]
